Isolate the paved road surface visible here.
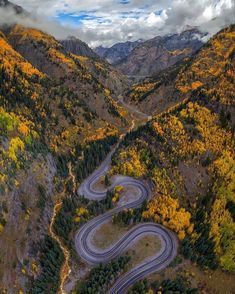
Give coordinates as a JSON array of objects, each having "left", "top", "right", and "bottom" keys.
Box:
[{"left": 75, "top": 147, "right": 178, "bottom": 293}]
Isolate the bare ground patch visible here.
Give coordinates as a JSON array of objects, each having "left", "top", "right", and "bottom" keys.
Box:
[
  {"left": 91, "top": 175, "right": 107, "bottom": 191},
  {"left": 90, "top": 220, "right": 130, "bottom": 250},
  {"left": 118, "top": 185, "right": 141, "bottom": 206},
  {"left": 178, "top": 161, "right": 211, "bottom": 201},
  {"left": 126, "top": 234, "right": 162, "bottom": 268}
]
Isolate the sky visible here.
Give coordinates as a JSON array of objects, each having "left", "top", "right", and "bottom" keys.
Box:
[{"left": 1, "top": 0, "right": 235, "bottom": 47}]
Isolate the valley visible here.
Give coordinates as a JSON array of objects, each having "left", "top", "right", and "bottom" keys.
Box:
[{"left": 0, "top": 1, "right": 234, "bottom": 293}]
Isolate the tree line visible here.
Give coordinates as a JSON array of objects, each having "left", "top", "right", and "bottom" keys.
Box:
[
  {"left": 180, "top": 201, "right": 218, "bottom": 270},
  {"left": 56, "top": 134, "right": 118, "bottom": 179},
  {"left": 32, "top": 235, "right": 64, "bottom": 294},
  {"left": 76, "top": 255, "right": 131, "bottom": 294},
  {"left": 112, "top": 200, "right": 147, "bottom": 226},
  {"left": 128, "top": 276, "right": 199, "bottom": 294}
]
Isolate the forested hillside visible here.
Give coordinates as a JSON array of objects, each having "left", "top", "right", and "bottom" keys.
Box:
[
  {"left": 126, "top": 25, "right": 235, "bottom": 119},
  {"left": 0, "top": 23, "right": 129, "bottom": 292},
  {"left": 0, "top": 0, "right": 234, "bottom": 291},
  {"left": 111, "top": 25, "right": 235, "bottom": 273}
]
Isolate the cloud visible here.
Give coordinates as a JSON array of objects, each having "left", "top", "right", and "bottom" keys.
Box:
[
  {"left": 1, "top": 0, "right": 235, "bottom": 47},
  {"left": 0, "top": 6, "right": 79, "bottom": 39}
]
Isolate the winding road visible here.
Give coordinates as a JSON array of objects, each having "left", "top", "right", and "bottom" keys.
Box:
[{"left": 75, "top": 145, "right": 178, "bottom": 293}]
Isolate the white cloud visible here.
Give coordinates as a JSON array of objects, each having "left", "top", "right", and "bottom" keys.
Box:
[
  {"left": 2, "top": 0, "right": 235, "bottom": 47},
  {"left": 203, "top": 6, "right": 213, "bottom": 20},
  {"left": 147, "top": 11, "right": 167, "bottom": 26}
]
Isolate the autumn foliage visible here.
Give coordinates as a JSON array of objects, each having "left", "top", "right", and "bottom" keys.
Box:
[
  {"left": 111, "top": 26, "right": 235, "bottom": 272},
  {"left": 176, "top": 25, "right": 235, "bottom": 106},
  {"left": 0, "top": 34, "right": 43, "bottom": 78},
  {"left": 143, "top": 194, "right": 193, "bottom": 240}
]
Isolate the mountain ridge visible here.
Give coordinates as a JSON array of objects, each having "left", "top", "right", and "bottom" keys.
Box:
[
  {"left": 95, "top": 40, "right": 143, "bottom": 64},
  {"left": 126, "top": 24, "right": 235, "bottom": 118},
  {"left": 61, "top": 36, "right": 100, "bottom": 60},
  {"left": 116, "top": 28, "right": 206, "bottom": 78}
]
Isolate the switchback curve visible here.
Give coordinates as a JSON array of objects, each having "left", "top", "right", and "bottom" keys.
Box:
[{"left": 75, "top": 148, "right": 178, "bottom": 293}]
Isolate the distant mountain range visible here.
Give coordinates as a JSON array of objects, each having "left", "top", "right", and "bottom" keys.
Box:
[
  {"left": 95, "top": 40, "right": 143, "bottom": 64},
  {"left": 1, "top": 0, "right": 206, "bottom": 80},
  {"left": 96, "top": 28, "right": 206, "bottom": 79}
]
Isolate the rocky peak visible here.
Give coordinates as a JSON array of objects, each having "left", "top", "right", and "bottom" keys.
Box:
[
  {"left": 60, "top": 37, "right": 99, "bottom": 60},
  {"left": 95, "top": 40, "right": 143, "bottom": 64}
]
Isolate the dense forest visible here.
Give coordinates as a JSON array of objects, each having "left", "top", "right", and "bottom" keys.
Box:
[
  {"left": 45, "top": 25, "right": 235, "bottom": 294},
  {"left": 32, "top": 236, "right": 65, "bottom": 294},
  {"left": 76, "top": 256, "right": 131, "bottom": 294}
]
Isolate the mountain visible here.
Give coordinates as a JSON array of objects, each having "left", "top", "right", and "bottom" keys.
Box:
[
  {"left": 60, "top": 36, "right": 128, "bottom": 93},
  {"left": 95, "top": 40, "right": 143, "bottom": 64},
  {"left": 61, "top": 36, "right": 100, "bottom": 60},
  {"left": 0, "top": 0, "right": 27, "bottom": 14},
  {"left": 125, "top": 62, "right": 185, "bottom": 115},
  {"left": 8, "top": 25, "right": 129, "bottom": 121},
  {"left": 116, "top": 28, "right": 206, "bottom": 79},
  {"left": 0, "top": 0, "right": 234, "bottom": 291},
  {"left": 112, "top": 24, "right": 235, "bottom": 278},
  {"left": 0, "top": 23, "right": 132, "bottom": 291},
  {"left": 126, "top": 25, "right": 235, "bottom": 118}
]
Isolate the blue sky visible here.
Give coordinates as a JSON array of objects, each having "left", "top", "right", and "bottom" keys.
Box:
[
  {"left": 57, "top": 13, "right": 100, "bottom": 27},
  {"left": 10, "top": 0, "right": 235, "bottom": 47},
  {"left": 56, "top": 9, "right": 162, "bottom": 27}
]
